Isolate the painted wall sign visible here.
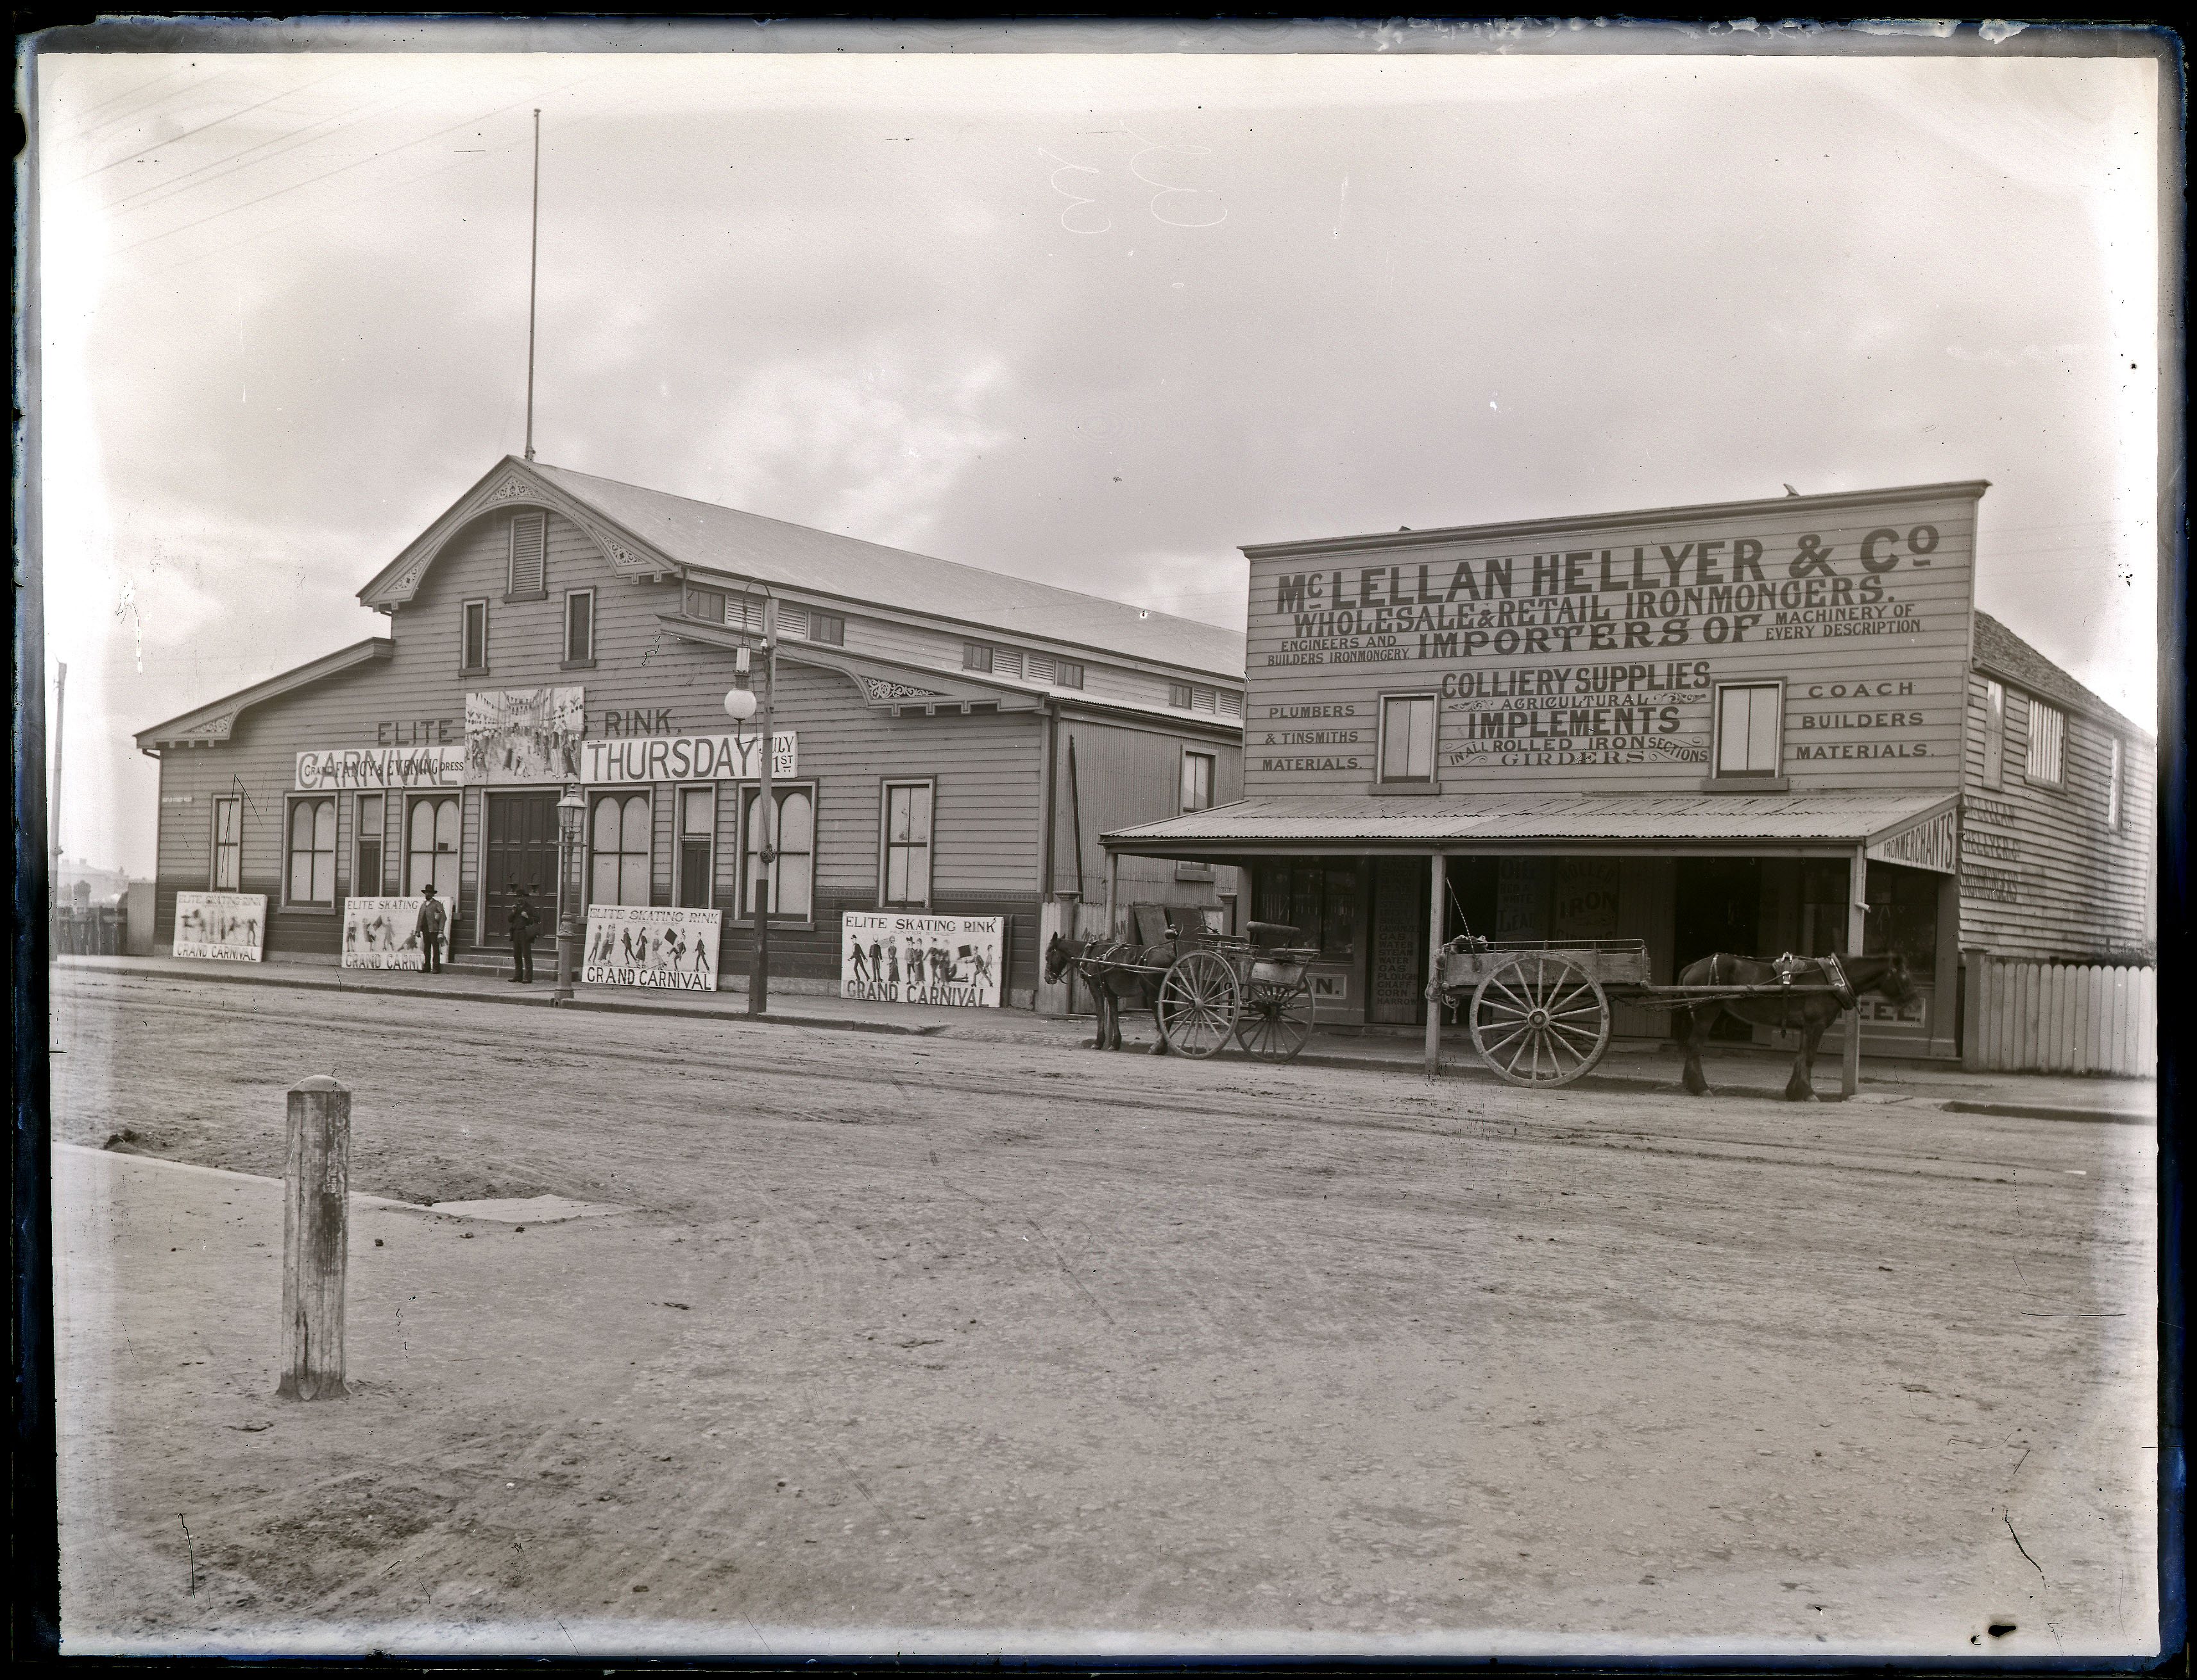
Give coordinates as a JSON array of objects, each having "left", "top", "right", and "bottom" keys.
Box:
[
  {"left": 1551, "top": 858, "right": 1622, "bottom": 938},
  {"left": 377, "top": 719, "right": 457, "bottom": 745},
  {"left": 295, "top": 745, "right": 467, "bottom": 791},
  {"left": 1243, "top": 489, "right": 1980, "bottom": 795},
  {"left": 1867, "top": 809, "right": 1958, "bottom": 874},
  {"left": 467, "top": 686, "right": 585, "bottom": 784},
  {"left": 341, "top": 897, "right": 430, "bottom": 969},
  {"left": 174, "top": 892, "right": 266, "bottom": 962},
  {"left": 579, "top": 731, "right": 797, "bottom": 785},
  {"left": 581, "top": 904, "right": 719, "bottom": 992},
  {"left": 840, "top": 912, "right": 1003, "bottom": 1008}
]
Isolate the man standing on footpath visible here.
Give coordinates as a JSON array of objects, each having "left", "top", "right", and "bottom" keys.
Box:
[
  {"left": 415, "top": 881, "right": 448, "bottom": 974},
  {"left": 507, "top": 882, "right": 540, "bottom": 984}
]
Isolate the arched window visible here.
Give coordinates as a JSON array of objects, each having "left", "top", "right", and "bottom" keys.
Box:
[
  {"left": 743, "top": 786, "right": 814, "bottom": 919},
  {"left": 590, "top": 793, "right": 652, "bottom": 906},
  {"left": 287, "top": 798, "right": 335, "bottom": 905},
  {"left": 406, "top": 795, "right": 461, "bottom": 902}
]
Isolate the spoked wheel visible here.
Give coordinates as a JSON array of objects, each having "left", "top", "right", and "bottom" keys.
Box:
[
  {"left": 1468, "top": 951, "right": 1610, "bottom": 1087},
  {"left": 1235, "top": 981, "right": 1315, "bottom": 1062},
  {"left": 1157, "top": 949, "right": 1241, "bottom": 1058}
]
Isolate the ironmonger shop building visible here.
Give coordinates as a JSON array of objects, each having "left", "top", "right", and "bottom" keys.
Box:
[
  {"left": 135, "top": 456, "right": 1246, "bottom": 1003},
  {"left": 1103, "top": 480, "right": 2155, "bottom": 1061}
]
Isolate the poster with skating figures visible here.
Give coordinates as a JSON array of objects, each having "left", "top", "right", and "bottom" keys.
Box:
[
  {"left": 466, "top": 686, "right": 584, "bottom": 784},
  {"left": 340, "top": 897, "right": 430, "bottom": 970},
  {"left": 840, "top": 912, "right": 1004, "bottom": 1008},
  {"left": 174, "top": 892, "right": 267, "bottom": 962},
  {"left": 581, "top": 904, "right": 719, "bottom": 992}
]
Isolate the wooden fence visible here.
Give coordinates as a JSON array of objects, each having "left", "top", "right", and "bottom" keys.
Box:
[{"left": 1962, "top": 956, "right": 2155, "bottom": 1076}]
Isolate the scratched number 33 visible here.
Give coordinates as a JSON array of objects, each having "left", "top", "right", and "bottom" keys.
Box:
[{"left": 1040, "top": 133, "right": 1226, "bottom": 233}]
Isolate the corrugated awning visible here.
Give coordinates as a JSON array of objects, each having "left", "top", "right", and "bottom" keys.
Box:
[{"left": 1103, "top": 790, "right": 1962, "bottom": 858}]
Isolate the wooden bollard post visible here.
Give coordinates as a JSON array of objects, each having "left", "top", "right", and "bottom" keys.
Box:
[{"left": 278, "top": 1074, "right": 350, "bottom": 1400}]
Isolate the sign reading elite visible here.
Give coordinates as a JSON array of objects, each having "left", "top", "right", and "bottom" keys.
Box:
[
  {"left": 840, "top": 912, "right": 1004, "bottom": 1008},
  {"left": 581, "top": 904, "right": 720, "bottom": 991},
  {"left": 174, "top": 892, "right": 266, "bottom": 962},
  {"left": 341, "top": 897, "right": 430, "bottom": 969}
]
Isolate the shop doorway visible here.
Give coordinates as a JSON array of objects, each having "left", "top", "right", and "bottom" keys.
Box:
[
  {"left": 1672, "top": 857, "right": 1762, "bottom": 1041},
  {"left": 1368, "top": 857, "right": 1427, "bottom": 1026},
  {"left": 484, "top": 790, "right": 561, "bottom": 946}
]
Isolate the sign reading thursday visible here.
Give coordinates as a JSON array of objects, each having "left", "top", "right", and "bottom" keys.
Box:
[
  {"left": 579, "top": 731, "right": 796, "bottom": 785},
  {"left": 296, "top": 745, "right": 466, "bottom": 791},
  {"left": 341, "top": 897, "right": 430, "bottom": 969},
  {"left": 840, "top": 912, "right": 1004, "bottom": 1008},
  {"left": 174, "top": 892, "right": 266, "bottom": 962},
  {"left": 581, "top": 904, "right": 720, "bottom": 991}
]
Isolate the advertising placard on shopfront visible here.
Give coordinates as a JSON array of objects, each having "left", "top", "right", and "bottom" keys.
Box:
[
  {"left": 577, "top": 731, "right": 796, "bottom": 785},
  {"left": 341, "top": 897, "right": 429, "bottom": 969},
  {"left": 581, "top": 904, "right": 719, "bottom": 991},
  {"left": 840, "top": 912, "right": 1004, "bottom": 1008},
  {"left": 295, "top": 745, "right": 466, "bottom": 791},
  {"left": 174, "top": 892, "right": 266, "bottom": 961},
  {"left": 467, "top": 686, "right": 586, "bottom": 784}
]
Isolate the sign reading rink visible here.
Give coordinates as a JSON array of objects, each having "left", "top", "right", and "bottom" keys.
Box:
[
  {"left": 840, "top": 912, "right": 1005, "bottom": 1008},
  {"left": 1243, "top": 486, "right": 1982, "bottom": 795},
  {"left": 581, "top": 905, "right": 720, "bottom": 991},
  {"left": 174, "top": 892, "right": 266, "bottom": 962}
]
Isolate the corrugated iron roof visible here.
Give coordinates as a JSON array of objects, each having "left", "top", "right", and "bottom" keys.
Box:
[
  {"left": 532, "top": 462, "right": 1246, "bottom": 680},
  {"left": 1105, "top": 790, "right": 1957, "bottom": 847},
  {"left": 1972, "top": 611, "right": 2148, "bottom": 738}
]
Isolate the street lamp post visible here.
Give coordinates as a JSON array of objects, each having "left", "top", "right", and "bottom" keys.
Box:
[
  {"left": 724, "top": 595, "right": 778, "bottom": 1019},
  {"left": 554, "top": 784, "right": 585, "bottom": 1003}
]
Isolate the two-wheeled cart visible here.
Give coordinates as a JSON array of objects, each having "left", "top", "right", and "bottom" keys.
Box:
[
  {"left": 1436, "top": 936, "right": 1856, "bottom": 1088},
  {"left": 1149, "top": 921, "right": 1323, "bottom": 1062}
]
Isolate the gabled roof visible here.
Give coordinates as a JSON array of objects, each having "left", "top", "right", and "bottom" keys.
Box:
[
  {"left": 357, "top": 456, "right": 1244, "bottom": 681},
  {"left": 1973, "top": 613, "right": 2150, "bottom": 740},
  {"left": 134, "top": 638, "right": 393, "bottom": 750}
]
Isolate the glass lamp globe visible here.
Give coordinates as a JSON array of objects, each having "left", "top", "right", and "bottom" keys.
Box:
[{"left": 724, "top": 686, "right": 759, "bottom": 722}]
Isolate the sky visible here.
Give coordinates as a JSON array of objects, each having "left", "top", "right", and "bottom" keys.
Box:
[{"left": 29, "top": 23, "right": 2165, "bottom": 878}]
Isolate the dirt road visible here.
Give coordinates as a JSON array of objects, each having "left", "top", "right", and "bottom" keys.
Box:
[{"left": 47, "top": 969, "right": 2157, "bottom": 1657}]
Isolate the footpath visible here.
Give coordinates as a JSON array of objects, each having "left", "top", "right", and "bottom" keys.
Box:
[{"left": 52, "top": 953, "right": 2155, "bottom": 1125}]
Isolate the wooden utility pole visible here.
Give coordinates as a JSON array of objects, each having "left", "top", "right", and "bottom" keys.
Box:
[
  {"left": 749, "top": 597, "right": 778, "bottom": 1017},
  {"left": 49, "top": 662, "right": 65, "bottom": 926},
  {"left": 1843, "top": 847, "right": 1868, "bottom": 1098},
  {"left": 1424, "top": 851, "right": 1447, "bottom": 1076},
  {"left": 278, "top": 1076, "right": 351, "bottom": 1400}
]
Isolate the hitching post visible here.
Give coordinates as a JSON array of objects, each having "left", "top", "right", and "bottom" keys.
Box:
[
  {"left": 1424, "top": 851, "right": 1446, "bottom": 1077},
  {"left": 278, "top": 1075, "right": 350, "bottom": 1400},
  {"left": 1843, "top": 846, "right": 1868, "bottom": 1098}
]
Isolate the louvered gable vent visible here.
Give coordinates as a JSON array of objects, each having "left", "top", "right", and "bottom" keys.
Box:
[{"left": 507, "top": 511, "right": 547, "bottom": 597}]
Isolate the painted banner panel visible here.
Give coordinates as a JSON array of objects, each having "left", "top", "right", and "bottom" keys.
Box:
[
  {"left": 341, "top": 897, "right": 430, "bottom": 969},
  {"left": 581, "top": 904, "right": 719, "bottom": 991},
  {"left": 295, "top": 745, "right": 466, "bottom": 792},
  {"left": 1244, "top": 488, "right": 1981, "bottom": 796},
  {"left": 468, "top": 687, "right": 585, "bottom": 784},
  {"left": 174, "top": 892, "right": 266, "bottom": 962},
  {"left": 840, "top": 912, "right": 1004, "bottom": 1008},
  {"left": 579, "top": 731, "right": 796, "bottom": 785}
]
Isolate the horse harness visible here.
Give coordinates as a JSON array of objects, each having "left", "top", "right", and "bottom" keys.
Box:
[{"left": 1708, "top": 950, "right": 1857, "bottom": 1024}]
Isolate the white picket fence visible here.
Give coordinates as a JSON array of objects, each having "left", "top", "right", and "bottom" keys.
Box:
[{"left": 1963, "top": 957, "right": 2155, "bottom": 1076}]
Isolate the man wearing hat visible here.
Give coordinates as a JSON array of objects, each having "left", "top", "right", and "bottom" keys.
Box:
[
  {"left": 414, "top": 882, "right": 448, "bottom": 974},
  {"left": 507, "top": 883, "right": 541, "bottom": 983}
]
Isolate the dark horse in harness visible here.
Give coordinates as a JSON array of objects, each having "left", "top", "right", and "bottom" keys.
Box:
[
  {"left": 1043, "top": 933, "right": 1179, "bottom": 1054},
  {"left": 1677, "top": 951, "right": 1915, "bottom": 1101}
]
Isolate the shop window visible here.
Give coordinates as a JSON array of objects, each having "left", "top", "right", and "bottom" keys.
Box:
[
  {"left": 674, "top": 788, "right": 715, "bottom": 909},
  {"left": 507, "top": 510, "right": 547, "bottom": 599},
  {"left": 1181, "top": 750, "right": 1216, "bottom": 813},
  {"left": 1255, "top": 861, "right": 1358, "bottom": 959},
  {"left": 354, "top": 794, "right": 384, "bottom": 896},
  {"left": 1712, "top": 682, "right": 1783, "bottom": 778},
  {"left": 881, "top": 781, "right": 933, "bottom": 909},
  {"left": 563, "top": 589, "right": 596, "bottom": 666},
  {"left": 1056, "top": 659, "right": 1084, "bottom": 690},
  {"left": 743, "top": 786, "right": 815, "bottom": 920},
  {"left": 807, "top": 609, "right": 845, "bottom": 647},
  {"left": 1980, "top": 679, "right": 2005, "bottom": 789},
  {"left": 1379, "top": 695, "right": 1437, "bottom": 783},
  {"left": 287, "top": 797, "right": 337, "bottom": 906},
  {"left": 683, "top": 584, "right": 727, "bottom": 624},
  {"left": 2108, "top": 736, "right": 2125, "bottom": 831},
  {"left": 1800, "top": 860, "right": 1851, "bottom": 958},
  {"left": 210, "top": 795, "right": 242, "bottom": 892},
  {"left": 2025, "top": 699, "right": 2064, "bottom": 788},
  {"left": 1864, "top": 863, "right": 1939, "bottom": 984},
  {"left": 406, "top": 795, "right": 461, "bottom": 903},
  {"left": 461, "top": 600, "right": 489, "bottom": 672},
  {"left": 589, "top": 793, "right": 651, "bottom": 907},
  {"left": 963, "top": 642, "right": 994, "bottom": 674}
]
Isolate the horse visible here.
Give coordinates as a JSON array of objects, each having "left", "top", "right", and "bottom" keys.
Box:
[
  {"left": 1042, "top": 933, "right": 1179, "bottom": 1054},
  {"left": 1675, "top": 950, "right": 1915, "bottom": 1102}
]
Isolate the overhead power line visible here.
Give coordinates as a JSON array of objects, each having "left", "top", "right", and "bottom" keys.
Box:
[{"left": 70, "top": 69, "right": 352, "bottom": 187}]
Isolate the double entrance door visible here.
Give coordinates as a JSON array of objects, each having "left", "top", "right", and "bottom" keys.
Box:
[{"left": 484, "top": 790, "right": 561, "bottom": 947}]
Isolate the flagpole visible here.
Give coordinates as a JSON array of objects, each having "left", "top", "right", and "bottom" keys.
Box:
[{"left": 524, "top": 108, "right": 540, "bottom": 462}]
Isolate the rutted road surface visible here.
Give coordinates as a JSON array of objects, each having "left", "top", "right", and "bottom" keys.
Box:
[{"left": 47, "top": 970, "right": 2157, "bottom": 1658}]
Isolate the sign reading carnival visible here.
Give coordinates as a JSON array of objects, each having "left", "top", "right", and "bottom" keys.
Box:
[
  {"left": 296, "top": 744, "right": 466, "bottom": 791},
  {"left": 341, "top": 897, "right": 430, "bottom": 969},
  {"left": 581, "top": 904, "right": 720, "bottom": 991},
  {"left": 840, "top": 912, "right": 1005, "bottom": 1008},
  {"left": 174, "top": 892, "right": 266, "bottom": 961},
  {"left": 1241, "top": 485, "right": 1981, "bottom": 797}
]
